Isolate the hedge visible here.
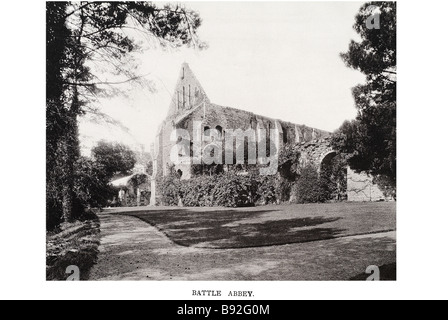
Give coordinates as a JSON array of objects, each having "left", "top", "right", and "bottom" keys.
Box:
[
  {"left": 157, "top": 146, "right": 346, "bottom": 207},
  {"left": 158, "top": 172, "right": 281, "bottom": 207}
]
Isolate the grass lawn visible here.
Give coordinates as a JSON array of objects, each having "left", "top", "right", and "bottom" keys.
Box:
[{"left": 120, "top": 202, "right": 396, "bottom": 249}]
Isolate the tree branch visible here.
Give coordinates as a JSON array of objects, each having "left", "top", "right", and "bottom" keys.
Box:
[
  {"left": 63, "top": 2, "right": 94, "bottom": 20},
  {"left": 63, "top": 73, "right": 151, "bottom": 87}
]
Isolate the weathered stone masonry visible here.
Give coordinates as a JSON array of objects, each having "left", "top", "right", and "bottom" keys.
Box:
[{"left": 149, "top": 63, "right": 391, "bottom": 205}]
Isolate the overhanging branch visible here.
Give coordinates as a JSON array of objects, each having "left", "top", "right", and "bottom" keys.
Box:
[{"left": 63, "top": 73, "right": 151, "bottom": 87}]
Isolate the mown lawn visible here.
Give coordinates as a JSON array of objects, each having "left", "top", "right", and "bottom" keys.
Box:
[{"left": 120, "top": 202, "right": 396, "bottom": 249}]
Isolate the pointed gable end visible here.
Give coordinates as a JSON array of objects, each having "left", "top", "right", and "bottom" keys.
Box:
[{"left": 167, "top": 63, "right": 209, "bottom": 117}]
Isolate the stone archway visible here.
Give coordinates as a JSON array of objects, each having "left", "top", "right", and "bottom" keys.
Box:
[
  {"left": 318, "top": 150, "right": 347, "bottom": 201},
  {"left": 319, "top": 150, "right": 337, "bottom": 173}
]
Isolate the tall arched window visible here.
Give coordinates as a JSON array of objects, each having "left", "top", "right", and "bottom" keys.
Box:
[
  {"left": 189, "top": 85, "right": 191, "bottom": 106},
  {"left": 216, "top": 125, "right": 223, "bottom": 138},
  {"left": 182, "top": 86, "right": 186, "bottom": 108},
  {"left": 267, "top": 122, "right": 271, "bottom": 141},
  {"left": 204, "top": 126, "right": 210, "bottom": 137},
  {"left": 282, "top": 126, "right": 288, "bottom": 144}
]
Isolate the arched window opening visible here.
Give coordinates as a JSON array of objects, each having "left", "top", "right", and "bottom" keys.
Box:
[
  {"left": 320, "top": 152, "right": 337, "bottom": 171},
  {"left": 282, "top": 126, "right": 288, "bottom": 144},
  {"left": 320, "top": 152, "right": 348, "bottom": 201},
  {"left": 267, "top": 122, "right": 271, "bottom": 141},
  {"left": 204, "top": 126, "right": 210, "bottom": 137},
  {"left": 189, "top": 85, "right": 191, "bottom": 106},
  {"left": 216, "top": 125, "right": 223, "bottom": 138}
]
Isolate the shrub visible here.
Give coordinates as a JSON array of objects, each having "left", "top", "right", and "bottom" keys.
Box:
[
  {"left": 158, "top": 172, "right": 261, "bottom": 207},
  {"left": 73, "top": 157, "right": 115, "bottom": 209},
  {"left": 129, "top": 174, "right": 148, "bottom": 189},
  {"left": 157, "top": 175, "right": 181, "bottom": 206},
  {"left": 211, "top": 173, "right": 256, "bottom": 207},
  {"left": 179, "top": 176, "right": 214, "bottom": 207},
  {"left": 273, "top": 177, "right": 292, "bottom": 202},
  {"left": 254, "top": 175, "right": 278, "bottom": 205},
  {"left": 157, "top": 155, "right": 347, "bottom": 207},
  {"left": 294, "top": 165, "right": 325, "bottom": 203},
  {"left": 373, "top": 174, "right": 396, "bottom": 200}
]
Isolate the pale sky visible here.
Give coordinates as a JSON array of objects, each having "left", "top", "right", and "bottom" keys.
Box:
[{"left": 79, "top": 1, "right": 366, "bottom": 156}]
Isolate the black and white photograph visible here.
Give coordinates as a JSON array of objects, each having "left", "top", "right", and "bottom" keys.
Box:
[
  {"left": 45, "top": 1, "right": 396, "bottom": 282},
  {"left": 3, "top": 0, "right": 448, "bottom": 303}
]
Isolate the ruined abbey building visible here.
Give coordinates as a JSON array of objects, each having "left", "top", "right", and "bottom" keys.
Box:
[{"left": 149, "top": 63, "right": 390, "bottom": 205}]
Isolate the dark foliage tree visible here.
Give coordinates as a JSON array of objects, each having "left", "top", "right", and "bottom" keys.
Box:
[
  {"left": 47, "top": 2, "right": 205, "bottom": 228},
  {"left": 129, "top": 174, "right": 149, "bottom": 191},
  {"left": 73, "top": 156, "right": 115, "bottom": 210},
  {"left": 332, "top": 2, "right": 396, "bottom": 195},
  {"left": 91, "top": 141, "right": 137, "bottom": 178}
]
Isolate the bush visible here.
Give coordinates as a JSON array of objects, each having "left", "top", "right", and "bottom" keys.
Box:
[
  {"left": 373, "top": 174, "right": 396, "bottom": 200},
  {"left": 74, "top": 157, "right": 115, "bottom": 209},
  {"left": 157, "top": 175, "right": 181, "bottom": 206},
  {"left": 129, "top": 174, "right": 148, "bottom": 189},
  {"left": 211, "top": 173, "right": 256, "bottom": 207},
  {"left": 157, "top": 147, "right": 348, "bottom": 207},
  {"left": 293, "top": 165, "right": 326, "bottom": 203},
  {"left": 254, "top": 175, "right": 278, "bottom": 205},
  {"left": 158, "top": 172, "right": 281, "bottom": 207},
  {"left": 179, "top": 176, "right": 214, "bottom": 207},
  {"left": 158, "top": 170, "right": 343, "bottom": 207},
  {"left": 273, "top": 177, "right": 292, "bottom": 202}
]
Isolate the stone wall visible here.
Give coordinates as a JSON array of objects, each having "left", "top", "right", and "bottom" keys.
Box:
[
  {"left": 347, "top": 168, "right": 392, "bottom": 202},
  {"left": 295, "top": 137, "right": 334, "bottom": 168},
  {"left": 296, "top": 139, "right": 393, "bottom": 202}
]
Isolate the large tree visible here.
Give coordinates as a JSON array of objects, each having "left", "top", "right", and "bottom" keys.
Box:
[
  {"left": 47, "top": 2, "right": 204, "bottom": 228},
  {"left": 91, "top": 141, "right": 137, "bottom": 178},
  {"left": 332, "top": 2, "right": 396, "bottom": 195}
]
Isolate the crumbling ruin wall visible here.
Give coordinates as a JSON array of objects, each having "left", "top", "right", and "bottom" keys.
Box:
[{"left": 150, "top": 63, "right": 393, "bottom": 205}]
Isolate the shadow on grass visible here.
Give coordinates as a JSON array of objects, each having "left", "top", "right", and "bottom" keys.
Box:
[{"left": 119, "top": 209, "right": 345, "bottom": 249}]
